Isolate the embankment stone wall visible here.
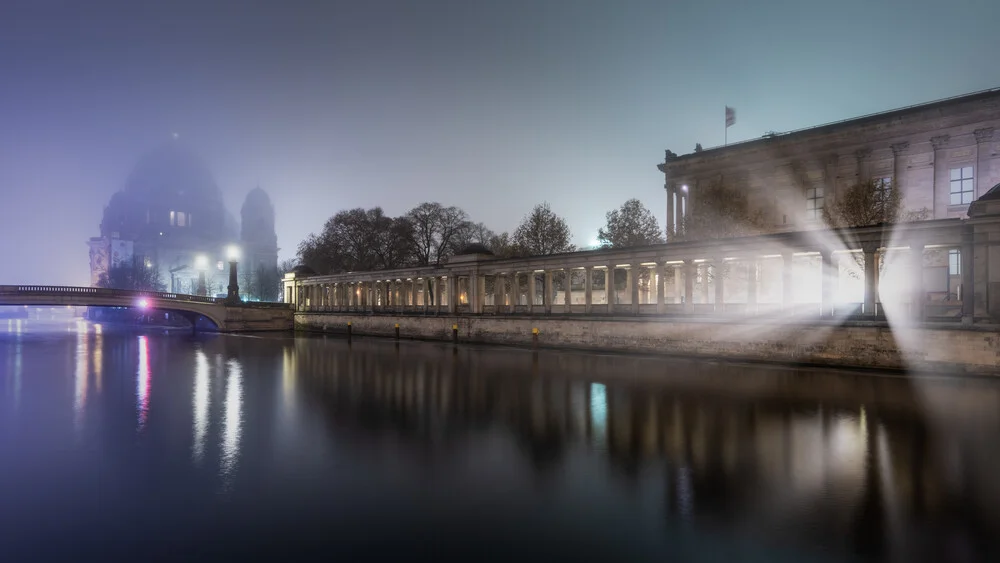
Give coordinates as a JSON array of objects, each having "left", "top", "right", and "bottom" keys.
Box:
[{"left": 295, "top": 313, "right": 1000, "bottom": 375}]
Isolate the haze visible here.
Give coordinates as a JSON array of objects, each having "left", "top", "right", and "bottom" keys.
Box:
[{"left": 2, "top": 0, "right": 998, "bottom": 285}]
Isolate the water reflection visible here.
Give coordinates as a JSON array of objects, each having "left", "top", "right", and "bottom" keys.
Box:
[
  {"left": 136, "top": 335, "right": 150, "bottom": 432},
  {"left": 220, "top": 357, "right": 243, "bottom": 488},
  {"left": 192, "top": 349, "right": 210, "bottom": 465},
  {"left": 73, "top": 321, "right": 89, "bottom": 432},
  {"left": 291, "top": 339, "right": 1000, "bottom": 562}
]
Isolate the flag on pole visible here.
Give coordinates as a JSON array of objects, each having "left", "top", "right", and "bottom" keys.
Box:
[{"left": 725, "top": 106, "right": 736, "bottom": 128}]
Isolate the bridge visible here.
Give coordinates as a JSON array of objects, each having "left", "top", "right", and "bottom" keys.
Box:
[{"left": 0, "top": 285, "right": 293, "bottom": 332}]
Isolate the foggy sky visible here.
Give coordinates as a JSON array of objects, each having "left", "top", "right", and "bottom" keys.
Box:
[{"left": 2, "top": 0, "right": 999, "bottom": 285}]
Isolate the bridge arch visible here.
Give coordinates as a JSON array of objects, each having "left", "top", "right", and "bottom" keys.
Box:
[{"left": 0, "top": 286, "right": 229, "bottom": 330}]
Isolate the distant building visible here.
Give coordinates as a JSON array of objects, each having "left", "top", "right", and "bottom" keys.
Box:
[
  {"left": 88, "top": 142, "right": 279, "bottom": 298},
  {"left": 658, "top": 88, "right": 1000, "bottom": 238}
]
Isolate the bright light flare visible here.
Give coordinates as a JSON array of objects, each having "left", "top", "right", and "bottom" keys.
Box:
[
  {"left": 195, "top": 254, "right": 209, "bottom": 270},
  {"left": 137, "top": 298, "right": 150, "bottom": 310},
  {"left": 227, "top": 245, "right": 241, "bottom": 261}
]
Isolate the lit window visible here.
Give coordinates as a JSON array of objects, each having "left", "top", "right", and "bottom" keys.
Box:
[
  {"left": 806, "top": 186, "right": 824, "bottom": 219},
  {"left": 217, "top": 261, "right": 224, "bottom": 271},
  {"left": 170, "top": 211, "right": 176, "bottom": 226},
  {"left": 949, "top": 249, "right": 961, "bottom": 276},
  {"left": 950, "top": 167, "right": 974, "bottom": 205},
  {"left": 177, "top": 211, "right": 187, "bottom": 227}
]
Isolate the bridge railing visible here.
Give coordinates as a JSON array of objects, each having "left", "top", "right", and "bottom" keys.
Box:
[{"left": 0, "top": 285, "right": 221, "bottom": 304}]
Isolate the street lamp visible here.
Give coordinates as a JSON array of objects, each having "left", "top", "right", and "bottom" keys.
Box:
[
  {"left": 225, "top": 245, "right": 241, "bottom": 304},
  {"left": 195, "top": 255, "right": 208, "bottom": 296}
]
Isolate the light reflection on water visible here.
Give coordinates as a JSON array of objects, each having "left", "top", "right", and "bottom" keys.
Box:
[{"left": 0, "top": 320, "right": 999, "bottom": 562}]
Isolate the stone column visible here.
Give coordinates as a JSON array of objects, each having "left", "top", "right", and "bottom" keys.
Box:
[
  {"left": 543, "top": 270, "right": 553, "bottom": 314},
  {"left": 862, "top": 243, "right": 878, "bottom": 316},
  {"left": 494, "top": 274, "right": 504, "bottom": 312},
  {"left": 962, "top": 230, "right": 975, "bottom": 323},
  {"left": 714, "top": 259, "right": 725, "bottom": 312},
  {"left": 931, "top": 135, "right": 951, "bottom": 216},
  {"left": 975, "top": 128, "right": 994, "bottom": 199},
  {"left": 820, "top": 250, "right": 835, "bottom": 317},
  {"left": 509, "top": 272, "right": 518, "bottom": 308},
  {"left": 564, "top": 269, "right": 572, "bottom": 310},
  {"left": 910, "top": 242, "right": 925, "bottom": 321},
  {"left": 891, "top": 142, "right": 909, "bottom": 188},
  {"left": 606, "top": 263, "right": 616, "bottom": 312},
  {"left": 656, "top": 263, "right": 666, "bottom": 314},
  {"left": 584, "top": 266, "right": 594, "bottom": 314},
  {"left": 855, "top": 148, "right": 872, "bottom": 182},
  {"left": 630, "top": 264, "right": 640, "bottom": 315},
  {"left": 665, "top": 183, "right": 675, "bottom": 240},
  {"left": 412, "top": 279, "right": 419, "bottom": 309},
  {"left": 434, "top": 277, "right": 442, "bottom": 314},
  {"left": 683, "top": 260, "right": 694, "bottom": 313},
  {"left": 673, "top": 264, "right": 683, "bottom": 303},
  {"left": 527, "top": 272, "right": 537, "bottom": 310},
  {"left": 746, "top": 260, "right": 757, "bottom": 314},
  {"left": 447, "top": 276, "right": 457, "bottom": 314},
  {"left": 625, "top": 267, "right": 634, "bottom": 305},
  {"left": 424, "top": 278, "right": 432, "bottom": 312},
  {"left": 782, "top": 252, "right": 794, "bottom": 311},
  {"left": 475, "top": 273, "right": 486, "bottom": 314}
]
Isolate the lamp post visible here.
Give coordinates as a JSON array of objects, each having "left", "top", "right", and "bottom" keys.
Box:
[
  {"left": 225, "top": 245, "right": 241, "bottom": 305},
  {"left": 195, "top": 255, "right": 208, "bottom": 297}
]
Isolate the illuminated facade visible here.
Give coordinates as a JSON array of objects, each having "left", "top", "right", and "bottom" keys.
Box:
[
  {"left": 658, "top": 88, "right": 1000, "bottom": 237},
  {"left": 88, "top": 142, "right": 279, "bottom": 297}
]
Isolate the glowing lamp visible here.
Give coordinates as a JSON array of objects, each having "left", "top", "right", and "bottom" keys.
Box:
[
  {"left": 227, "top": 245, "right": 241, "bottom": 261},
  {"left": 681, "top": 184, "right": 689, "bottom": 192},
  {"left": 137, "top": 299, "right": 150, "bottom": 310},
  {"left": 195, "top": 255, "right": 209, "bottom": 271}
]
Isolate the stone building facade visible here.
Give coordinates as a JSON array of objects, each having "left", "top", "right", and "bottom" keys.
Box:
[{"left": 658, "top": 88, "right": 1000, "bottom": 237}]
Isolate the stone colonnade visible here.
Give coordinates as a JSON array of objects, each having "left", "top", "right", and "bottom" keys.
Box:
[{"left": 286, "top": 218, "right": 984, "bottom": 322}]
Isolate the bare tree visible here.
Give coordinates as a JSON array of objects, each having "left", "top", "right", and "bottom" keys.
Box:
[
  {"left": 597, "top": 198, "right": 664, "bottom": 248},
  {"left": 823, "top": 178, "right": 929, "bottom": 227},
  {"left": 97, "top": 256, "right": 165, "bottom": 292},
  {"left": 677, "top": 182, "right": 768, "bottom": 241},
  {"left": 405, "top": 202, "right": 473, "bottom": 265},
  {"left": 513, "top": 202, "right": 575, "bottom": 256},
  {"left": 298, "top": 207, "right": 414, "bottom": 273},
  {"left": 487, "top": 231, "right": 519, "bottom": 258}
]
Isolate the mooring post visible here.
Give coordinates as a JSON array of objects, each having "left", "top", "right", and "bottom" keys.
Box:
[
  {"left": 452, "top": 323, "right": 458, "bottom": 344},
  {"left": 347, "top": 321, "right": 352, "bottom": 342},
  {"left": 532, "top": 327, "right": 538, "bottom": 348},
  {"left": 394, "top": 323, "right": 400, "bottom": 340}
]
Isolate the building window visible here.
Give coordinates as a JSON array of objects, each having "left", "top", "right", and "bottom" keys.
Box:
[
  {"left": 169, "top": 211, "right": 176, "bottom": 226},
  {"left": 217, "top": 261, "right": 224, "bottom": 271},
  {"left": 949, "top": 249, "right": 961, "bottom": 276},
  {"left": 806, "top": 186, "right": 824, "bottom": 219},
  {"left": 177, "top": 211, "right": 187, "bottom": 227},
  {"left": 950, "top": 166, "right": 974, "bottom": 205}
]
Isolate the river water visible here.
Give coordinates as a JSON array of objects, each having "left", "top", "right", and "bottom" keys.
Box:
[{"left": 1, "top": 318, "right": 999, "bottom": 562}]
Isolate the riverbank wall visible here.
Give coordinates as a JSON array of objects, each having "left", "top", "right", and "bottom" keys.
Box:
[{"left": 294, "top": 313, "right": 1000, "bottom": 376}]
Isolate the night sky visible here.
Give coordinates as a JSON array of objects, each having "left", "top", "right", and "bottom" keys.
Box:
[{"left": 2, "top": 0, "right": 999, "bottom": 285}]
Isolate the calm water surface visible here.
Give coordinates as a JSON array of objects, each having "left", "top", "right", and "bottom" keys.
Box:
[{"left": 2, "top": 318, "right": 1000, "bottom": 562}]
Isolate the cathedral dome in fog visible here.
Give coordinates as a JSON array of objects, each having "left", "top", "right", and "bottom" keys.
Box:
[{"left": 100, "top": 142, "right": 230, "bottom": 242}]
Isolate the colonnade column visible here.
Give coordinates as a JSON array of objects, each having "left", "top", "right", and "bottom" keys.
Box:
[
  {"left": 656, "top": 263, "right": 666, "bottom": 314},
  {"left": 782, "top": 252, "right": 794, "bottom": 311},
  {"left": 564, "top": 269, "right": 572, "bottom": 311},
  {"left": 494, "top": 274, "right": 505, "bottom": 312},
  {"left": 911, "top": 242, "right": 925, "bottom": 321},
  {"left": 543, "top": 271, "right": 553, "bottom": 314},
  {"left": 683, "top": 260, "right": 694, "bottom": 313},
  {"left": 820, "top": 251, "right": 836, "bottom": 317},
  {"left": 475, "top": 274, "right": 486, "bottom": 314},
  {"left": 630, "top": 263, "right": 640, "bottom": 315},
  {"left": 862, "top": 243, "right": 877, "bottom": 316},
  {"left": 447, "top": 276, "right": 456, "bottom": 314},
  {"left": 411, "top": 279, "right": 419, "bottom": 309},
  {"left": 509, "top": 273, "right": 519, "bottom": 308},
  {"left": 961, "top": 231, "right": 975, "bottom": 324},
  {"left": 606, "top": 263, "right": 616, "bottom": 312},
  {"left": 584, "top": 266, "right": 593, "bottom": 314},
  {"left": 714, "top": 259, "right": 725, "bottom": 312},
  {"left": 528, "top": 272, "right": 537, "bottom": 311},
  {"left": 746, "top": 259, "right": 757, "bottom": 314}
]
